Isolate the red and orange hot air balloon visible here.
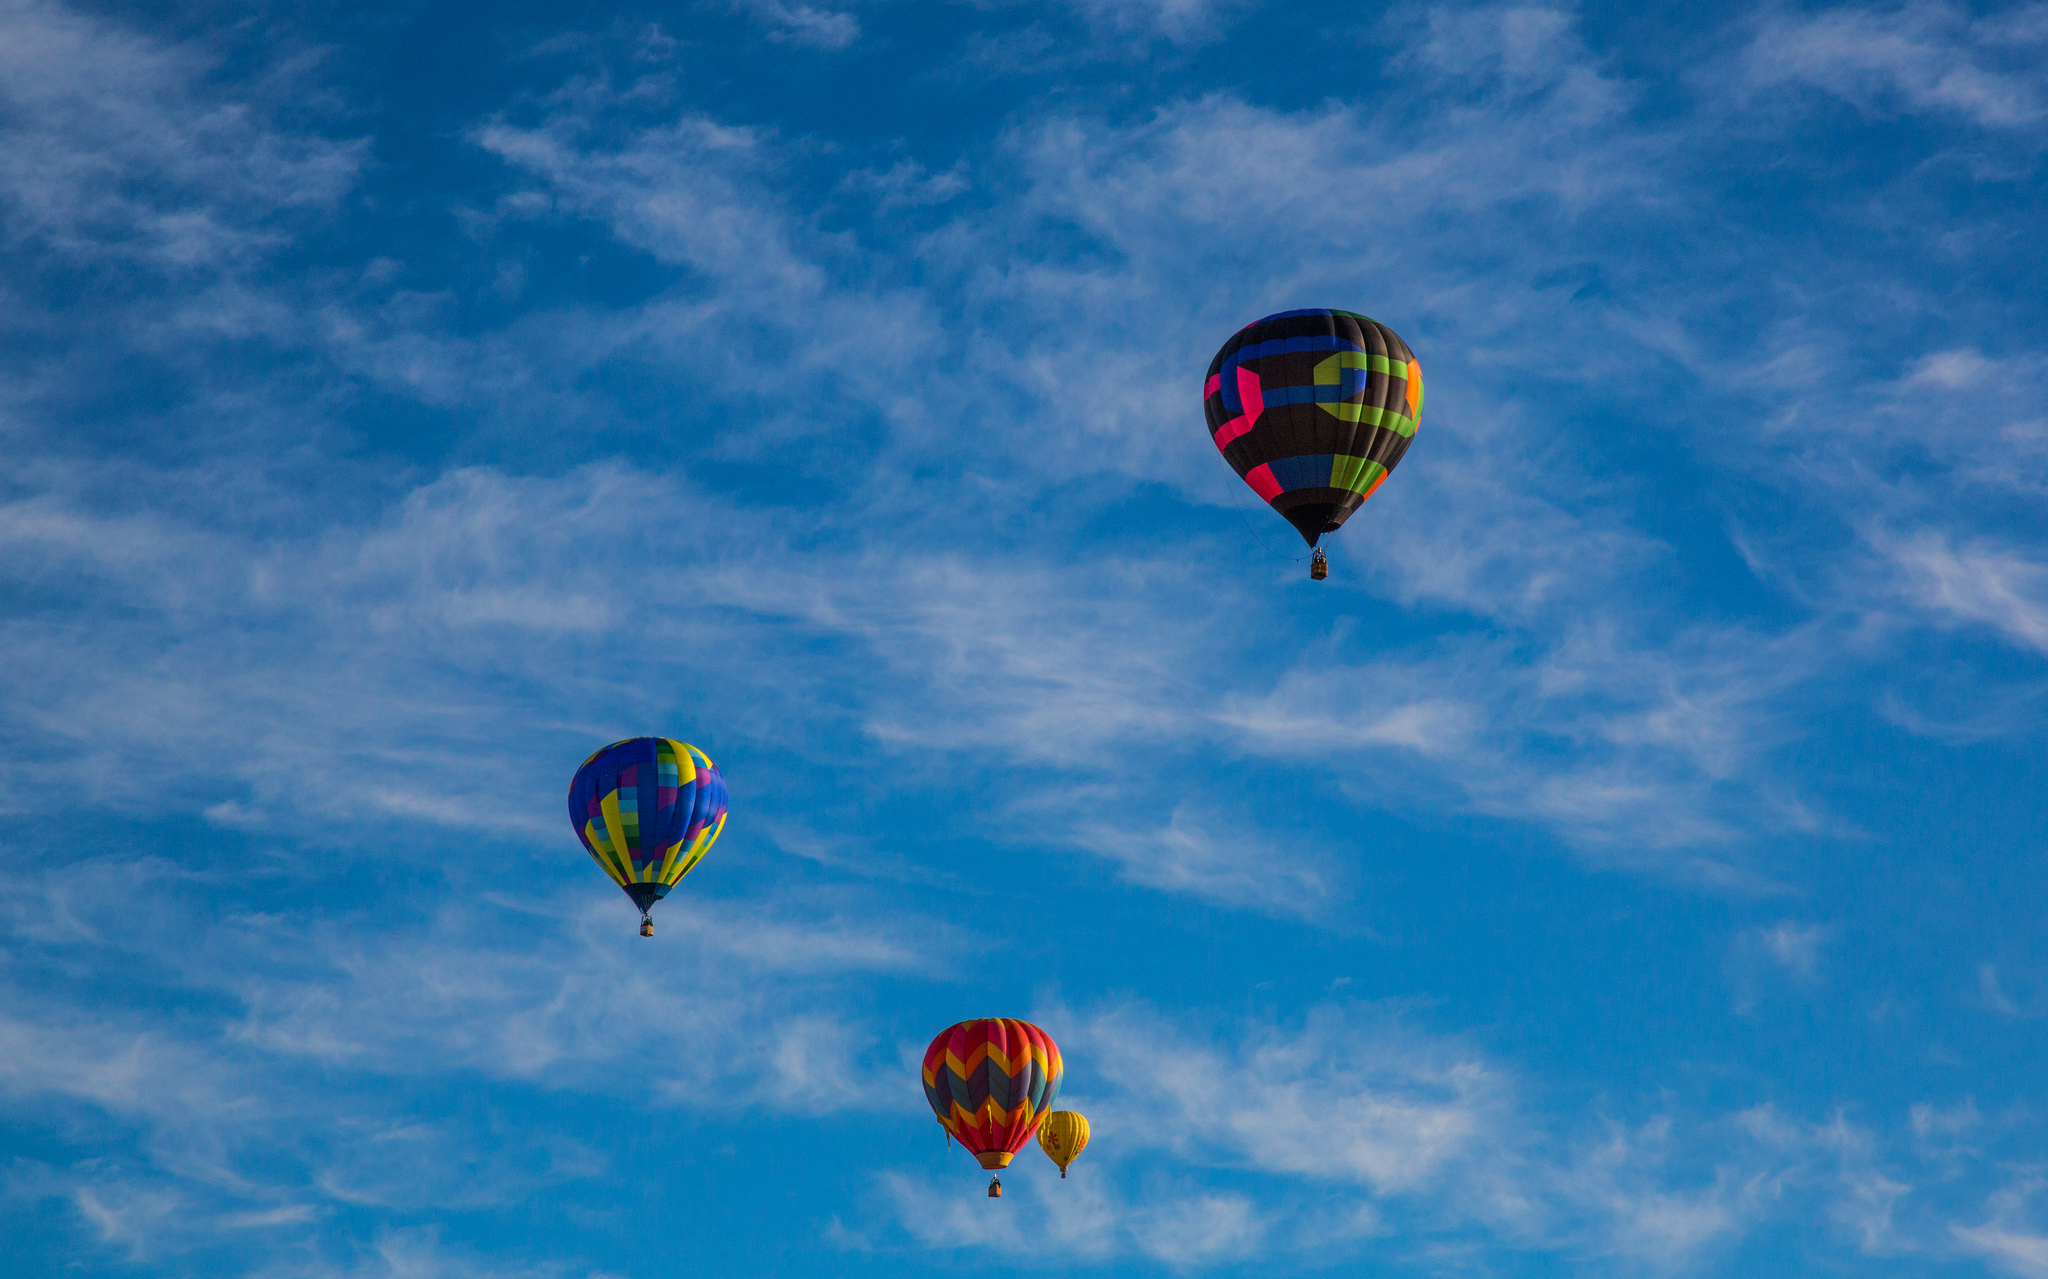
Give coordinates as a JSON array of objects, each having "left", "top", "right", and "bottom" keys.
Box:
[{"left": 922, "top": 1018, "right": 1063, "bottom": 1198}]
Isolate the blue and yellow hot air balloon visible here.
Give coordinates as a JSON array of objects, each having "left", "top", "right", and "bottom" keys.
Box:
[{"left": 568, "top": 738, "right": 727, "bottom": 936}]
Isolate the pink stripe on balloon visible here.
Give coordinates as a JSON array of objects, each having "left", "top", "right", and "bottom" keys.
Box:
[
  {"left": 1203, "top": 372, "right": 1221, "bottom": 399},
  {"left": 1213, "top": 413, "right": 1255, "bottom": 450},
  {"left": 1210, "top": 365, "right": 1266, "bottom": 451},
  {"left": 1237, "top": 364, "right": 1264, "bottom": 421},
  {"left": 1243, "top": 463, "right": 1282, "bottom": 501}
]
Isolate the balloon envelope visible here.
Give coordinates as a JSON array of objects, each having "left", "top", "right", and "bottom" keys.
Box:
[
  {"left": 567, "top": 737, "right": 727, "bottom": 919},
  {"left": 922, "top": 1019, "right": 1063, "bottom": 1171},
  {"left": 1036, "top": 1110, "right": 1090, "bottom": 1176},
  {"left": 1204, "top": 308, "right": 1422, "bottom": 547}
]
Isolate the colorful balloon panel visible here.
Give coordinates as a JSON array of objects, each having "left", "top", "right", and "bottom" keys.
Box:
[
  {"left": 1205, "top": 308, "right": 1421, "bottom": 547},
  {"left": 567, "top": 737, "right": 727, "bottom": 910},
  {"left": 922, "top": 1019, "right": 1063, "bottom": 1170}
]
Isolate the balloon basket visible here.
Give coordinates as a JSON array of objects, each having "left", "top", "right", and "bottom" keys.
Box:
[
  {"left": 1310, "top": 549, "right": 1328, "bottom": 581},
  {"left": 987, "top": 1176, "right": 1002, "bottom": 1198},
  {"left": 639, "top": 917, "right": 654, "bottom": 937}
]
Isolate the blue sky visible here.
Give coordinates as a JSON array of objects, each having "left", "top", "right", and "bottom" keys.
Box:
[{"left": 2, "top": 0, "right": 2046, "bottom": 1274}]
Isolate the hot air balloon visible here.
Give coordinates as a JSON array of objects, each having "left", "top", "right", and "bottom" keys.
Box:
[
  {"left": 1204, "top": 309, "right": 1422, "bottom": 580},
  {"left": 1036, "top": 1110, "right": 1089, "bottom": 1179},
  {"left": 568, "top": 737, "right": 727, "bottom": 936},
  {"left": 922, "top": 1018, "right": 1063, "bottom": 1198}
]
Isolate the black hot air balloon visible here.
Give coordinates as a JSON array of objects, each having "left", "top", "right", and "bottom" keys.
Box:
[{"left": 1204, "top": 309, "right": 1422, "bottom": 579}]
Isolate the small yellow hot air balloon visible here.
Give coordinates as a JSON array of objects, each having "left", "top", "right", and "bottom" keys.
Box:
[{"left": 1036, "top": 1110, "right": 1089, "bottom": 1178}]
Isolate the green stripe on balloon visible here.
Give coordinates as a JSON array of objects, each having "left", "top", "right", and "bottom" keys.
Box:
[
  {"left": 1313, "top": 350, "right": 1410, "bottom": 381},
  {"left": 1330, "top": 455, "right": 1387, "bottom": 495},
  {"left": 1317, "top": 402, "right": 1417, "bottom": 434}
]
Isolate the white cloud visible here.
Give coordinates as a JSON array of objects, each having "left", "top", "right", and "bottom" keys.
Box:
[
  {"left": 1701, "top": 332, "right": 2048, "bottom": 677},
  {"left": 1958, "top": 1225, "right": 2048, "bottom": 1279},
  {"left": 1217, "top": 621, "right": 1825, "bottom": 859},
  {"left": 835, "top": 158, "right": 970, "bottom": 211},
  {"left": 8, "top": 13, "right": 2027, "bottom": 1043},
  {"left": 254, "top": 1226, "right": 609, "bottom": 1279},
  {"left": 1956, "top": 1179, "right": 2048, "bottom": 1279},
  {"left": 876, "top": 1165, "right": 1125, "bottom": 1258},
  {"left": 1739, "top": 2, "right": 2048, "bottom": 129},
  {"left": 0, "top": 443, "right": 1819, "bottom": 919},
  {"left": 1069, "top": 806, "right": 1334, "bottom": 917},
  {"left": 0, "top": 852, "right": 950, "bottom": 1264},
  {"left": 1063, "top": 1002, "right": 1505, "bottom": 1192},
  {"left": 221, "top": 888, "right": 933, "bottom": 1106},
  {"left": 1561, "top": 1119, "right": 1755, "bottom": 1263},
  {"left": 0, "top": 0, "right": 363, "bottom": 269},
  {"left": 70, "top": 1182, "right": 192, "bottom": 1262},
  {"left": 878, "top": 1002, "right": 1510, "bottom": 1264},
  {"left": 1126, "top": 1192, "right": 1268, "bottom": 1263},
  {"left": 875, "top": 1003, "right": 1969, "bottom": 1269},
  {"left": 1976, "top": 962, "right": 2043, "bottom": 1018},
  {"left": 1413, "top": 4, "right": 1629, "bottom": 120},
  {"left": 0, "top": 14, "right": 1873, "bottom": 897},
  {"left": 0, "top": 873, "right": 939, "bottom": 1118},
  {"left": 1051, "top": 0, "right": 1247, "bottom": 45},
  {"left": 1883, "top": 532, "right": 2048, "bottom": 654},
  {"left": 736, "top": 0, "right": 859, "bottom": 49},
  {"left": 1755, "top": 921, "right": 1834, "bottom": 981}
]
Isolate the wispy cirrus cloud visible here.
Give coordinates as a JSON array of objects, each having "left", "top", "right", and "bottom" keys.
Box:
[
  {"left": 1050, "top": 0, "right": 1249, "bottom": 45},
  {"left": 1955, "top": 1178, "right": 2048, "bottom": 1278},
  {"left": 735, "top": 0, "right": 860, "bottom": 49},
  {"left": 0, "top": 2, "right": 1915, "bottom": 900},
  {"left": 1737, "top": 1, "right": 2048, "bottom": 129},
  {"left": 0, "top": 850, "right": 945, "bottom": 1265},
  {"left": 0, "top": 0, "right": 362, "bottom": 269},
  {"left": 1063, "top": 1002, "right": 1503, "bottom": 1191},
  {"left": 1067, "top": 806, "right": 1336, "bottom": 917},
  {"left": 871, "top": 1000, "right": 2034, "bottom": 1271},
  {"left": 1881, "top": 531, "right": 2048, "bottom": 653}
]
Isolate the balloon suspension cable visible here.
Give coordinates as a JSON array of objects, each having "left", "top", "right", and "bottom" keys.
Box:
[
  {"left": 987, "top": 1175, "right": 1002, "bottom": 1199},
  {"left": 1216, "top": 464, "right": 1303, "bottom": 565},
  {"left": 639, "top": 911, "right": 654, "bottom": 938}
]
